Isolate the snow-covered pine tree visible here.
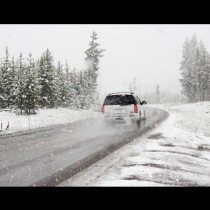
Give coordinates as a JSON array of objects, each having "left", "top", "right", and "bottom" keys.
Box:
[
  {"left": 180, "top": 38, "right": 190, "bottom": 101},
  {"left": 195, "top": 47, "right": 201, "bottom": 101},
  {"left": 55, "top": 61, "right": 67, "bottom": 107},
  {"left": 190, "top": 35, "right": 199, "bottom": 102},
  {"left": 37, "top": 57, "right": 45, "bottom": 107},
  {"left": 34, "top": 58, "right": 42, "bottom": 107},
  {"left": 14, "top": 53, "right": 27, "bottom": 115},
  {"left": 79, "top": 70, "right": 93, "bottom": 109},
  {"left": 37, "top": 49, "right": 58, "bottom": 108},
  {"left": 180, "top": 35, "right": 210, "bottom": 102},
  {"left": 68, "top": 68, "right": 80, "bottom": 109},
  {"left": 24, "top": 54, "right": 38, "bottom": 115},
  {"left": 85, "top": 31, "right": 105, "bottom": 109},
  {"left": 0, "top": 47, "right": 12, "bottom": 108},
  {"left": 64, "top": 62, "right": 76, "bottom": 108},
  {"left": 180, "top": 35, "right": 198, "bottom": 102},
  {"left": 9, "top": 56, "right": 18, "bottom": 107},
  {"left": 77, "top": 71, "right": 85, "bottom": 109},
  {"left": 198, "top": 40, "right": 210, "bottom": 101},
  {"left": 82, "top": 69, "right": 94, "bottom": 109},
  {"left": 0, "top": 57, "right": 4, "bottom": 108}
]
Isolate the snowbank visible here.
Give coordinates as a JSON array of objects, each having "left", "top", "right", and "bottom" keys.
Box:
[
  {"left": 169, "top": 101, "right": 210, "bottom": 137},
  {"left": 146, "top": 102, "right": 210, "bottom": 137},
  {"left": 172, "top": 101, "right": 210, "bottom": 113},
  {"left": 0, "top": 108, "right": 101, "bottom": 135}
]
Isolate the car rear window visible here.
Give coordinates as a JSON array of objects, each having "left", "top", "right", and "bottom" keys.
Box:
[{"left": 104, "top": 95, "right": 137, "bottom": 106}]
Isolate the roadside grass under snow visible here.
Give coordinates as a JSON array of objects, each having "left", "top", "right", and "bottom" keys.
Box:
[
  {"left": 59, "top": 101, "right": 210, "bottom": 186},
  {"left": 0, "top": 108, "right": 100, "bottom": 135}
]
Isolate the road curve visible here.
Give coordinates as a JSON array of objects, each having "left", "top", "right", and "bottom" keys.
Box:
[{"left": 0, "top": 107, "right": 168, "bottom": 186}]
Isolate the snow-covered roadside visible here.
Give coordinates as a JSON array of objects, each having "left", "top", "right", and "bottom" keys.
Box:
[
  {"left": 59, "top": 102, "right": 210, "bottom": 186},
  {"left": 0, "top": 108, "right": 101, "bottom": 135},
  {"left": 148, "top": 102, "right": 210, "bottom": 137}
]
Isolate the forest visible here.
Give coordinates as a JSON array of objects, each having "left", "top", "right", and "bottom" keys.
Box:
[{"left": 0, "top": 31, "right": 105, "bottom": 114}]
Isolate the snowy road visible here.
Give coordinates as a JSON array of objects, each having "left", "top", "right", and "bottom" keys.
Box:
[{"left": 0, "top": 107, "right": 168, "bottom": 186}]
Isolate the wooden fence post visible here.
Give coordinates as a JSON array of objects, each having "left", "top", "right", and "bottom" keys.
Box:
[{"left": 6, "top": 122, "right": 9, "bottom": 130}]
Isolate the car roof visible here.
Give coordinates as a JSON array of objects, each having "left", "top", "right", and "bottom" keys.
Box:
[{"left": 107, "top": 92, "right": 134, "bottom": 96}]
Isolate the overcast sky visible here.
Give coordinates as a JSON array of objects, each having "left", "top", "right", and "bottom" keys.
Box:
[{"left": 1, "top": 24, "right": 210, "bottom": 98}]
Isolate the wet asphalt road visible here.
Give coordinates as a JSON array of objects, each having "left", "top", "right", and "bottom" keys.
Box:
[{"left": 0, "top": 107, "right": 168, "bottom": 186}]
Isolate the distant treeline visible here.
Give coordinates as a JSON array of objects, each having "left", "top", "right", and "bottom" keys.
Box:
[
  {"left": 180, "top": 34, "right": 210, "bottom": 102},
  {"left": 128, "top": 80, "right": 185, "bottom": 104},
  {"left": 143, "top": 87, "right": 186, "bottom": 104},
  {"left": 0, "top": 31, "right": 105, "bottom": 114}
]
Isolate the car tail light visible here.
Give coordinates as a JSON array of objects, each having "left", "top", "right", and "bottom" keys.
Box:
[
  {"left": 102, "top": 104, "right": 105, "bottom": 113},
  {"left": 134, "top": 104, "right": 138, "bottom": 113}
]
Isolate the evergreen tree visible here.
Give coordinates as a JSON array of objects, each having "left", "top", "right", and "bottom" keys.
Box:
[
  {"left": 180, "top": 34, "right": 210, "bottom": 102},
  {"left": 64, "top": 62, "right": 75, "bottom": 107},
  {"left": 189, "top": 34, "right": 199, "bottom": 102},
  {"left": 85, "top": 31, "right": 105, "bottom": 107},
  {"left": 77, "top": 71, "right": 85, "bottom": 109},
  {"left": 68, "top": 68, "right": 79, "bottom": 109},
  {"left": 64, "top": 62, "right": 76, "bottom": 107},
  {"left": 0, "top": 57, "right": 4, "bottom": 108},
  {"left": 24, "top": 54, "right": 38, "bottom": 114},
  {"left": 9, "top": 56, "right": 17, "bottom": 107},
  {"left": 55, "top": 61, "right": 68, "bottom": 107},
  {"left": 14, "top": 53, "right": 27, "bottom": 114},
  {"left": 198, "top": 41, "right": 210, "bottom": 101},
  {"left": 180, "top": 35, "right": 198, "bottom": 102},
  {"left": 70, "top": 69, "right": 81, "bottom": 109},
  {"left": 37, "top": 49, "right": 58, "bottom": 108},
  {"left": 0, "top": 47, "right": 12, "bottom": 107},
  {"left": 0, "top": 38, "right": 106, "bottom": 111},
  {"left": 78, "top": 70, "right": 91, "bottom": 109},
  {"left": 82, "top": 69, "right": 94, "bottom": 109}
]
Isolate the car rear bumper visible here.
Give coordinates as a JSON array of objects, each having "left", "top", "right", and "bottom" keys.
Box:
[{"left": 104, "top": 113, "right": 139, "bottom": 121}]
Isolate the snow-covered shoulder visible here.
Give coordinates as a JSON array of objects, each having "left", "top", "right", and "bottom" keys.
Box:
[
  {"left": 0, "top": 108, "right": 101, "bottom": 135},
  {"left": 147, "top": 102, "right": 210, "bottom": 137}
]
